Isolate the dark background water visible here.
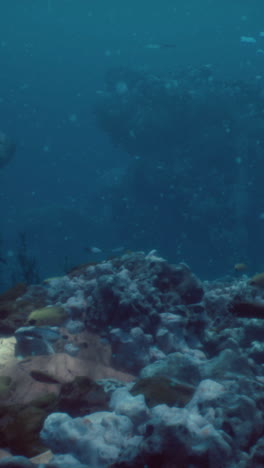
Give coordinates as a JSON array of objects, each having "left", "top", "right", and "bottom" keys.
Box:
[{"left": 0, "top": 0, "right": 264, "bottom": 286}]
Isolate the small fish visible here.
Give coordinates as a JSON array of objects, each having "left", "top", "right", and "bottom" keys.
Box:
[
  {"left": 111, "top": 246, "right": 125, "bottom": 253},
  {"left": 234, "top": 263, "right": 247, "bottom": 272},
  {"left": 240, "top": 36, "right": 256, "bottom": 44},
  {"left": 249, "top": 273, "right": 264, "bottom": 288},
  {"left": 30, "top": 370, "right": 60, "bottom": 384},
  {"left": 84, "top": 246, "right": 103, "bottom": 254},
  {"left": 160, "top": 43, "right": 177, "bottom": 49},
  {"left": 145, "top": 43, "right": 177, "bottom": 50},
  {"left": 145, "top": 43, "right": 161, "bottom": 49},
  {"left": 85, "top": 246, "right": 125, "bottom": 255},
  {"left": 0, "top": 257, "right": 7, "bottom": 265}
]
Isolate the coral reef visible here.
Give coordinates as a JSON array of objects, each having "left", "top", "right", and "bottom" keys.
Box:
[{"left": 1, "top": 252, "right": 264, "bottom": 466}]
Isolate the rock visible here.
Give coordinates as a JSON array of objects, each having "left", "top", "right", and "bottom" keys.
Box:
[
  {"left": 142, "top": 404, "right": 232, "bottom": 468},
  {"left": 15, "top": 326, "right": 61, "bottom": 357},
  {"left": 249, "top": 436, "right": 264, "bottom": 467},
  {"left": 0, "top": 356, "right": 131, "bottom": 458},
  {"left": 0, "top": 355, "right": 61, "bottom": 407},
  {"left": 159, "top": 311, "right": 188, "bottom": 330},
  {"left": 64, "top": 319, "right": 85, "bottom": 334},
  {"left": 248, "top": 341, "right": 264, "bottom": 364},
  {"left": 140, "top": 351, "right": 202, "bottom": 386},
  {"left": 110, "top": 327, "right": 153, "bottom": 372},
  {"left": 0, "top": 402, "right": 51, "bottom": 457},
  {"left": 64, "top": 291, "right": 87, "bottom": 319},
  {"left": 44, "top": 253, "right": 204, "bottom": 336},
  {"left": 156, "top": 313, "right": 188, "bottom": 353},
  {"left": 41, "top": 411, "right": 137, "bottom": 467},
  {"left": 0, "top": 284, "right": 43, "bottom": 334},
  {"left": 29, "top": 449, "right": 53, "bottom": 464},
  {"left": 0, "top": 450, "right": 11, "bottom": 461},
  {"left": 0, "top": 376, "right": 13, "bottom": 399},
  {"left": 155, "top": 327, "right": 175, "bottom": 353},
  {"left": 0, "top": 342, "right": 134, "bottom": 409},
  {"left": 200, "top": 348, "right": 254, "bottom": 380},
  {"left": 241, "top": 319, "right": 264, "bottom": 346},
  {"left": 53, "top": 329, "right": 112, "bottom": 364},
  {"left": 44, "top": 453, "right": 89, "bottom": 467},
  {"left": 159, "top": 262, "right": 204, "bottom": 304},
  {"left": 96, "top": 378, "right": 127, "bottom": 396},
  {"left": 110, "top": 388, "right": 149, "bottom": 426},
  {"left": 0, "top": 456, "right": 35, "bottom": 467},
  {"left": 0, "top": 337, "right": 16, "bottom": 365},
  {"left": 64, "top": 342, "right": 80, "bottom": 356},
  {"left": 186, "top": 379, "right": 225, "bottom": 410},
  {"left": 186, "top": 379, "right": 264, "bottom": 453},
  {"left": 57, "top": 376, "right": 109, "bottom": 417},
  {"left": 212, "top": 387, "right": 264, "bottom": 452}
]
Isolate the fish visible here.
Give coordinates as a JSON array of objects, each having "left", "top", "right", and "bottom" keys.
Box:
[
  {"left": 84, "top": 246, "right": 103, "bottom": 254},
  {"left": 111, "top": 246, "right": 125, "bottom": 253},
  {"left": 30, "top": 370, "right": 60, "bottom": 384},
  {"left": 234, "top": 263, "right": 247, "bottom": 272},
  {"left": 0, "top": 257, "right": 7, "bottom": 265},
  {"left": 159, "top": 43, "right": 177, "bottom": 49},
  {"left": 85, "top": 246, "right": 125, "bottom": 255},
  {"left": 145, "top": 43, "right": 177, "bottom": 50},
  {"left": 249, "top": 273, "right": 264, "bottom": 288}
]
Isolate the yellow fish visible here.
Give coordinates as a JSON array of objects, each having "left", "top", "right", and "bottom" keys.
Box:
[
  {"left": 234, "top": 263, "right": 247, "bottom": 272},
  {"left": 249, "top": 273, "right": 264, "bottom": 288}
]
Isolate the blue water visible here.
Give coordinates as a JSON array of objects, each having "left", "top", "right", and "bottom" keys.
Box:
[{"left": 0, "top": 0, "right": 264, "bottom": 287}]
